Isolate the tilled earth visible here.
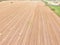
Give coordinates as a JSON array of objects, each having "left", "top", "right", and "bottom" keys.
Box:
[{"left": 0, "top": 1, "right": 60, "bottom": 45}]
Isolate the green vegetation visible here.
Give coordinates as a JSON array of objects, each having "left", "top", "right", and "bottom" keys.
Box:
[
  {"left": 49, "top": 6, "right": 60, "bottom": 16},
  {"left": 44, "top": 0, "right": 60, "bottom": 16}
]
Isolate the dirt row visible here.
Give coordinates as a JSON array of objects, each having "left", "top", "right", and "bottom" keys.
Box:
[{"left": 0, "top": 1, "right": 60, "bottom": 45}]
